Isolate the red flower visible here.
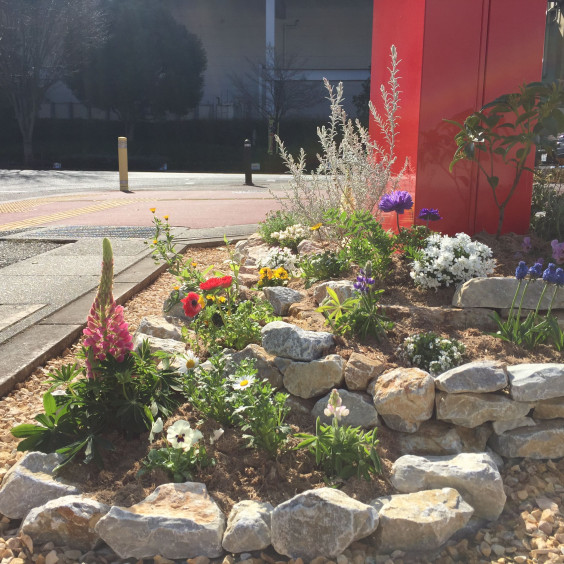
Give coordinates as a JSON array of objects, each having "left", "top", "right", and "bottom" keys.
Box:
[
  {"left": 181, "top": 292, "right": 204, "bottom": 318},
  {"left": 199, "top": 275, "right": 233, "bottom": 291}
]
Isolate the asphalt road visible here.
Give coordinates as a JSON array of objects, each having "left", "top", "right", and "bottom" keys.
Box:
[{"left": 0, "top": 170, "right": 291, "bottom": 202}]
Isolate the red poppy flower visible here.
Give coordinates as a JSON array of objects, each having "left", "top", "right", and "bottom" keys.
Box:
[
  {"left": 181, "top": 292, "right": 204, "bottom": 318},
  {"left": 199, "top": 275, "right": 233, "bottom": 291}
]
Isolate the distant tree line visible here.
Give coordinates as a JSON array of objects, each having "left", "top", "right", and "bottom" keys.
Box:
[{"left": 0, "top": 0, "right": 207, "bottom": 166}]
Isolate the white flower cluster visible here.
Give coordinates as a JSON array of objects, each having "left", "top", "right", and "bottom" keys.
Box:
[
  {"left": 257, "top": 246, "right": 299, "bottom": 273},
  {"left": 270, "top": 224, "right": 308, "bottom": 244},
  {"left": 397, "top": 333, "right": 465, "bottom": 376},
  {"left": 410, "top": 232, "right": 495, "bottom": 289}
]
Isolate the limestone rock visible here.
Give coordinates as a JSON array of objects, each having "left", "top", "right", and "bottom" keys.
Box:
[
  {"left": 453, "top": 277, "right": 564, "bottom": 310},
  {"left": 507, "top": 363, "right": 564, "bottom": 401},
  {"left": 280, "top": 355, "right": 344, "bottom": 399},
  {"left": 434, "top": 361, "right": 508, "bottom": 394},
  {"left": 312, "top": 281, "right": 356, "bottom": 306},
  {"left": 262, "top": 287, "right": 304, "bottom": 316},
  {"left": 390, "top": 452, "right": 506, "bottom": 520},
  {"left": 225, "top": 344, "right": 283, "bottom": 389},
  {"left": 344, "top": 352, "right": 386, "bottom": 391},
  {"left": 287, "top": 303, "right": 327, "bottom": 325},
  {"left": 222, "top": 500, "right": 273, "bottom": 553},
  {"left": 312, "top": 389, "right": 379, "bottom": 428},
  {"left": 133, "top": 334, "right": 186, "bottom": 357},
  {"left": 382, "top": 304, "right": 498, "bottom": 332},
  {"left": 488, "top": 418, "right": 564, "bottom": 459},
  {"left": 271, "top": 488, "right": 378, "bottom": 560},
  {"left": 533, "top": 397, "right": 564, "bottom": 419},
  {"left": 455, "top": 424, "right": 493, "bottom": 452},
  {"left": 95, "top": 482, "right": 225, "bottom": 559},
  {"left": 136, "top": 316, "right": 183, "bottom": 341},
  {"left": 394, "top": 421, "right": 464, "bottom": 456},
  {"left": 0, "top": 452, "right": 80, "bottom": 520},
  {"left": 435, "top": 392, "right": 533, "bottom": 428},
  {"left": 261, "top": 321, "right": 334, "bottom": 361},
  {"left": 20, "top": 495, "right": 108, "bottom": 551},
  {"left": 492, "top": 417, "right": 536, "bottom": 435},
  {"left": 371, "top": 368, "right": 435, "bottom": 433},
  {"left": 371, "top": 488, "right": 474, "bottom": 553},
  {"left": 297, "top": 239, "right": 324, "bottom": 256}
]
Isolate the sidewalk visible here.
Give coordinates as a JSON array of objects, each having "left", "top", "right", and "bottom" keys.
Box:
[{"left": 0, "top": 223, "right": 259, "bottom": 396}]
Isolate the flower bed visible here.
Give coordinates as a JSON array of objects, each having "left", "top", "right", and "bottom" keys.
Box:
[{"left": 1, "top": 219, "right": 563, "bottom": 562}]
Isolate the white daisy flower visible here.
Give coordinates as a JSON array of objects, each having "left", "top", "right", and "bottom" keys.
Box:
[
  {"left": 166, "top": 420, "right": 203, "bottom": 451},
  {"left": 179, "top": 351, "right": 199, "bottom": 373},
  {"left": 233, "top": 375, "right": 255, "bottom": 390}
]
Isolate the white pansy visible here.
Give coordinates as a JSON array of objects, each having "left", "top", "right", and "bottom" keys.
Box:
[
  {"left": 149, "top": 417, "right": 163, "bottom": 442},
  {"left": 167, "top": 420, "right": 203, "bottom": 451}
]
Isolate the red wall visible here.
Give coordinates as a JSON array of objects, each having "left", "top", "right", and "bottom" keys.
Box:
[{"left": 370, "top": 0, "right": 546, "bottom": 235}]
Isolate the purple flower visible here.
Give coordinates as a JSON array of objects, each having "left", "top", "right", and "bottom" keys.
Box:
[
  {"left": 522, "top": 236, "right": 531, "bottom": 254},
  {"left": 417, "top": 208, "right": 442, "bottom": 222},
  {"left": 378, "top": 191, "right": 413, "bottom": 215},
  {"left": 529, "top": 262, "right": 543, "bottom": 279},
  {"left": 354, "top": 268, "right": 375, "bottom": 294},
  {"left": 543, "top": 263, "right": 557, "bottom": 284},
  {"left": 515, "top": 261, "right": 528, "bottom": 280},
  {"left": 551, "top": 239, "right": 564, "bottom": 264},
  {"left": 555, "top": 268, "right": 564, "bottom": 286}
]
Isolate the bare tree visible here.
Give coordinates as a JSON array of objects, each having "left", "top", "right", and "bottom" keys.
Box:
[
  {"left": 0, "top": 0, "right": 105, "bottom": 166},
  {"left": 231, "top": 47, "right": 323, "bottom": 142}
]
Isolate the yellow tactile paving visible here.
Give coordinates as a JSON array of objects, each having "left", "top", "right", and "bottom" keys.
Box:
[
  {"left": 0, "top": 198, "right": 153, "bottom": 232},
  {"left": 0, "top": 194, "right": 93, "bottom": 214}
]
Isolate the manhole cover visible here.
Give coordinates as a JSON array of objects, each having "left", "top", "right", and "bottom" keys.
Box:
[{"left": 6, "top": 226, "right": 156, "bottom": 240}]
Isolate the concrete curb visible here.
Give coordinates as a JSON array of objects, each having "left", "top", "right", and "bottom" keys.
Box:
[{"left": 0, "top": 232, "right": 253, "bottom": 397}]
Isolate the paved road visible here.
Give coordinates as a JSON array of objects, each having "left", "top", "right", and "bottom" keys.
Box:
[
  {"left": 0, "top": 171, "right": 290, "bottom": 231},
  {"left": 0, "top": 170, "right": 291, "bottom": 202}
]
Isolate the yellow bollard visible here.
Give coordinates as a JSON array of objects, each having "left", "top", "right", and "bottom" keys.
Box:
[{"left": 118, "top": 136, "right": 128, "bottom": 191}]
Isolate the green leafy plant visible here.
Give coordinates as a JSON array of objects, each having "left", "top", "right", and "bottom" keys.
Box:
[
  {"left": 192, "top": 298, "right": 280, "bottom": 353},
  {"left": 530, "top": 170, "right": 564, "bottom": 241},
  {"left": 323, "top": 208, "right": 394, "bottom": 277},
  {"left": 182, "top": 354, "right": 238, "bottom": 426},
  {"left": 447, "top": 82, "right": 564, "bottom": 237},
  {"left": 11, "top": 342, "right": 184, "bottom": 470},
  {"left": 318, "top": 264, "right": 393, "bottom": 341},
  {"left": 258, "top": 210, "right": 298, "bottom": 245},
  {"left": 393, "top": 225, "right": 432, "bottom": 261},
  {"left": 294, "top": 390, "right": 381, "bottom": 481},
  {"left": 299, "top": 250, "right": 350, "bottom": 289},
  {"left": 397, "top": 332, "right": 466, "bottom": 376},
  {"left": 138, "top": 419, "right": 214, "bottom": 482},
  {"left": 232, "top": 374, "right": 291, "bottom": 459}
]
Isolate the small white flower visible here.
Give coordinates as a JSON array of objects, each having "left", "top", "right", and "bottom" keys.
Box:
[
  {"left": 149, "top": 417, "right": 163, "bottom": 442},
  {"left": 167, "top": 420, "right": 203, "bottom": 451},
  {"left": 179, "top": 351, "right": 199, "bottom": 373},
  {"left": 535, "top": 211, "right": 546, "bottom": 219},
  {"left": 233, "top": 375, "right": 255, "bottom": 390}
]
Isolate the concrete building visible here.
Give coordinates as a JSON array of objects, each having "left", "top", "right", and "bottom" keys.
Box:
[{"left": 39, "top": 0, "right": 373, "bottom": 121}]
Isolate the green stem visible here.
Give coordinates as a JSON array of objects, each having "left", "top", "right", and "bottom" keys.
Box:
[{"left": 534, "top": 282, "right": 549, "bottom": 318}]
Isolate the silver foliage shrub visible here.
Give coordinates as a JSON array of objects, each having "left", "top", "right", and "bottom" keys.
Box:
[{"left": 274, "top": 45, "right": 408, "bottom": 225}]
